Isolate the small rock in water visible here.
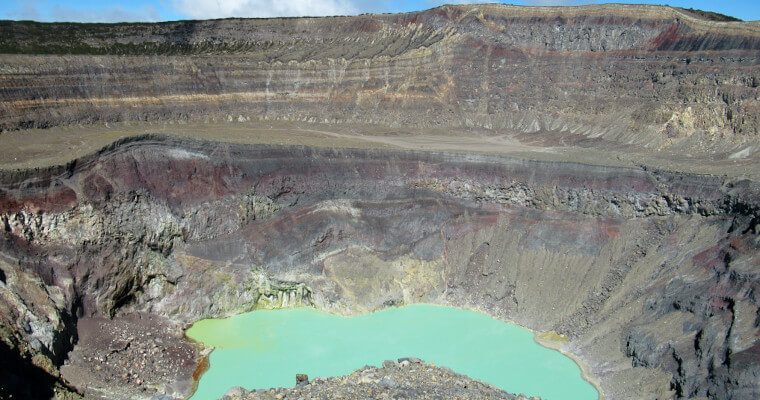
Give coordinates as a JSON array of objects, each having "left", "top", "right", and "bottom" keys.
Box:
[
  {"left": 397, "top": 357, "right": 422, "bottom": 364},
  {"left": 296, "top": 373, "right": 309, "bottom": 385},
  {"left": 223, "top": 386, "right": 250, "bottom": 398},
  {"left": 382, "top": 360, "right": 397, "bottom": 369}
]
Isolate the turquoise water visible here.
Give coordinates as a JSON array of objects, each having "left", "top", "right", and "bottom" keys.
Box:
[{"left": 186, "top": 304, "right": 598, "bottom": 400}]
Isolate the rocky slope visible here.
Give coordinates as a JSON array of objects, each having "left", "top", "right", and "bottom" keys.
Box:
[
  {"left": 0, "top": 135, "right": 758, "bottom": 399},
  {"left": 1, "top": 3, "right": 760, "bottom": 400},
  {"left": 1, "top": 4, "right": 760, "bottom": 149},
  {"left": 223, "top": 358, "right": 529, "bottom": 400}
]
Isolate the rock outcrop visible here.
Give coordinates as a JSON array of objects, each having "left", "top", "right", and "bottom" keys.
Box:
[
  {"left": 2, "top": 4, "right": 760, "bottom": 146},
  {"left": 222, "top": 358, "right": 527, "bottom": 400},
  {"left": 0, "top": 135, "right": 758, "bottom": 399}
]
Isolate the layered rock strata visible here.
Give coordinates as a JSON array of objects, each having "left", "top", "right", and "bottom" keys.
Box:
[
  {"left": 1, "top": 4, "right": 760, "bottom": 149},
  {"left": 2, "top": 3, "right": 760, "bottom": 400},
  {"left": 0, "top": 135, "right": 758, "bottom": 399}
]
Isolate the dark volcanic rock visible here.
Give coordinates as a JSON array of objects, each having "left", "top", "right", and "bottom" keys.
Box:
[
  {"left": 1, "top": 4, "right": 760, "bottom": 400},
  {"left": 59, "top": 313, "right": 200, "bottom": 400},
  {"left": 224, "top": 360, "right": 524, "bottom": 400},
  {"left": 0, "top": 136, "right": 758, "bottom": 399}
]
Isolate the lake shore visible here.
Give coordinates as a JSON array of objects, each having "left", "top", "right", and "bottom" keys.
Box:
[{"left": 534, "top": 332, "right": 605, "bottom": 400}]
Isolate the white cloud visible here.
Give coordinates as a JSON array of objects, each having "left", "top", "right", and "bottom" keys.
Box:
[
  {"left": 524, "top": 0, "right": 596, "bottom": 5},
  {"left": 49, "top": 5, "right": 162, "bottom": 22},
  {"left": 4, "top": 0, "right": 162, "bottom": 22},
  {"left": 7, "top": 2, "right": 41, "bottom": 20},
  {"left": 432, "top": 0, "right": 493, "bottom": 5},
  {"left": 171, "top": 0, "right": 358, "bottom": 19}
]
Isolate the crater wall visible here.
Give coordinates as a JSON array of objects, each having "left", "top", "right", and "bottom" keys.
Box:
[
  {"left": 2, "top": 4, "right": 760, "bottom": 145},
  {"left": 2, "top": 3, "right": 760, "bottom": 399},
  {"left": 1, "top": 136, "right": 758, "bottom": 399}
]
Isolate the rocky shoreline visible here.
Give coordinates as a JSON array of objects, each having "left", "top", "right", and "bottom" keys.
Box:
[
  {"left": 533, "top": 332, "right": 604, "bottom": 400},
  {"left": 220, "top": 358, "right": 533, "bottom": 400}
]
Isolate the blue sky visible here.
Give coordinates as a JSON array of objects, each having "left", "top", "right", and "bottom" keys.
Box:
[{"left": 1, "top": 0, "right": 758, "bottom": 22}]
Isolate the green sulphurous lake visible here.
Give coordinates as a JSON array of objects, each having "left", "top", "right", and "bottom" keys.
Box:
[{"left": 186, "top": 304, "right": 598, "bottom": 400}]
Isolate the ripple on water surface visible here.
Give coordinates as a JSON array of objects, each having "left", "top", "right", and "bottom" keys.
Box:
[{"left": 186, "top": 304, "right": 598, "bottom": 400}]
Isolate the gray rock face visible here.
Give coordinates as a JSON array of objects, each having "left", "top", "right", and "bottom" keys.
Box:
[
  {"left": 0, "top": 4, "right": 759, "bottom": 400},
  {"left": 1, "top": 4, "right": 759, "bottom": 145},
  {"left": 227, "top": 359, "right": 522, "bottom": 400},
  {"left": 0, "top": 136, "right": 758, "bottom": 399}
]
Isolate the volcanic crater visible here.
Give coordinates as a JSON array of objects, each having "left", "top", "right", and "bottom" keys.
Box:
[{"left": 1, "top": 4, "right": 760, "bottom": 400}]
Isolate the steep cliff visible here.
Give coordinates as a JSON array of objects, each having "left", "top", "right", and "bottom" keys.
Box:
[
  {"left": 1, "top": 3, "right": 760, "bottom": 400},
  {"left": 0, "top": 135, "right": 758, "bottom": 399},
  {"left": 2, "top": 4, "right": 760, "bottom": 145}
]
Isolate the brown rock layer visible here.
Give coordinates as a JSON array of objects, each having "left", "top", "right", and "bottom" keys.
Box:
[
  {"left": 1, "top": 4, "right": 759, "bottom": 145},
  {"left": 0, "top": 136, "right": 758, "bottom": 399},
  {"left": 1, "top": 4, "right": 760, "bottom": 400}
]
